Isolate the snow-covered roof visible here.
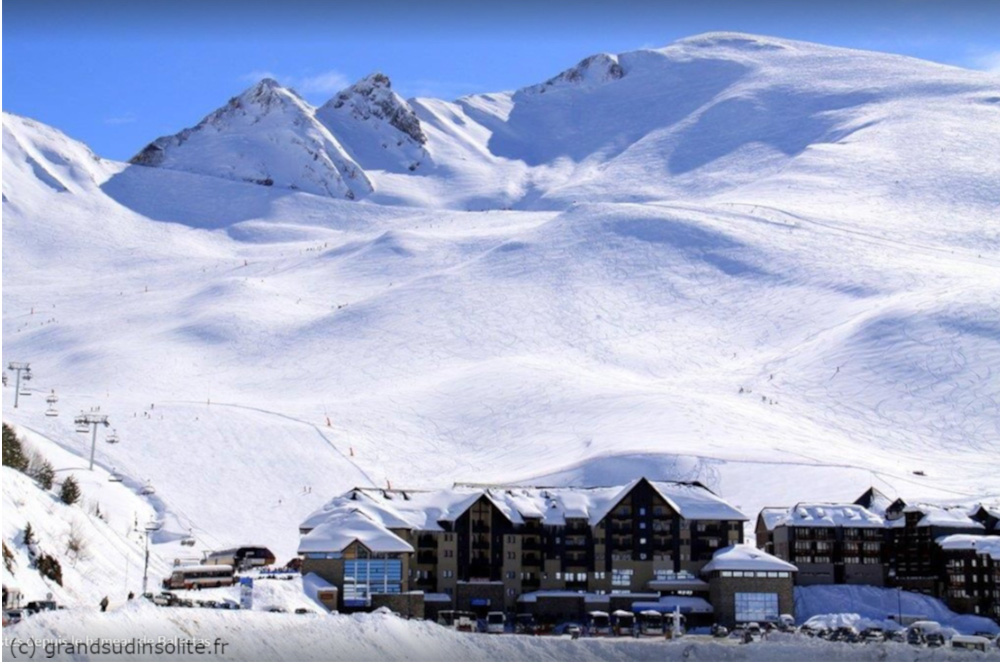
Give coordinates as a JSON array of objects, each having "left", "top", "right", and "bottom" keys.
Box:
[
  {"left": 301, "top": 572, "right": 336, "bottom": 606},
  {"left": 769, "top": 503, "right": 885, "bottom": 529},
  {"left": 632, "top": 597, "right": 714, "bottom": 614},
  {"left": 701, "top": 544, "right": 798, "bottom": 573},
  {"left": 648, "top": 480, "right": 746, "bottom": 521},
  {"left": 297, "top": 509, "right": 414, "bottom": 554},
  {"left": 299, "top": 478, "right": 746, "bottom": 545},
  {"left": 853, "top": 487, "right": 894, "bottom": 517},
  {"left": 758, "top": 507, "right": 788, "bottom": 531},
  {"left": 936, "top": 535, "right": 1000, "bottom": 560},
  {"left": 898, "top": 504, "right": 986, "bottom": 530}
]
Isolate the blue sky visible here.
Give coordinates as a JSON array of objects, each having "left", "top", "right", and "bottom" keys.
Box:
[{"left": 4, "top": 0, "right": 999, "bottom": 160}]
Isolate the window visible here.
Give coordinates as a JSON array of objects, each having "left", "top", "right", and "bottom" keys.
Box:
[
  {"left": 734, "top": 592, "right": 779, "bottom": 623},
  {"left": 611, "top": 569, "right": 633, "bottom": 587},
  {"left": 640, "top": 538, "right": 647, "bottom": 545},
  {"left": 639, "top": 508, "right": 646, "bottom": 516},
  {"left": 506, "top": 571, "right": 516, "bottom": 580},
  {"left": 344, "top": 558, "right": 403, "bottom": 601},
  {"left": 443, "top": 570, "right": 454, "bottom": 579},
  {"left": 507, "top": 588, "right": 515, "bottom": 597},
  {"left": 444, "top": 550, "right": 454, "bottom": 558}
]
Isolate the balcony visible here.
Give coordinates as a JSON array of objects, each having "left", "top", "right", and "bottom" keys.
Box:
[
  {"left": 417, "top": 552, "right": 438, "bottom": 565},
  {"left": 521, "top": 554, "right": 541, "bottom": 567},
  {"left": 417, "top": 535, "right": 437, "bottom": 549},
  {"left": 472, "top": 538, "right": 490, "bottom": 551},
  {"left": 472, "top": 521, "right": 490, "bottom": 534}
]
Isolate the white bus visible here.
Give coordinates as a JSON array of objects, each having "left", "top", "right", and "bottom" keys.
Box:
[{"left": 163, "top": 564, "right": 236, "bottom": 590}]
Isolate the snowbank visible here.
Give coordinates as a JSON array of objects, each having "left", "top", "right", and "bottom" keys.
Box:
[
  {"left": 796, "top": 585, "right": 999, "bottom": 636},
  {"left": 5, "top": 602, "right": 999, "bottom": 661}
]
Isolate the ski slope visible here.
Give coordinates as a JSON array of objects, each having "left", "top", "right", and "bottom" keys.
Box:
[{"left": 3, "top": 34, "right": 1000, "bottom": 577}]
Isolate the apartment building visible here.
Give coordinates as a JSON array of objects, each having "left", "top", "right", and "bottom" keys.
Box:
[
  {"left": 754, "top": 503, "right": 886, "bottom": 586},
  {"left": 298, "top": 477, "right": 748, "bottom": 617}
]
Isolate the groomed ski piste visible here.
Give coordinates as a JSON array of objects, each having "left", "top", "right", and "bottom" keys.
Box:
[{"left": 3, "top": 32, "right": 1000, "bottom": 659}]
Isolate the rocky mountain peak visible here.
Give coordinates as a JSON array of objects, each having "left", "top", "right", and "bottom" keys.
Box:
[{"left": 324, "top": 72, "right": 427, "bottom": 145}]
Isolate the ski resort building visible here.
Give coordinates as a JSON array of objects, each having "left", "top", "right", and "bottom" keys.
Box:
[
  {"left": 298, "top": 477, "right": 763, "bottom": 624},
  {"left": 753, "top": 503, "right": 886, "bottom": 586},
  {"left": 936, "top": 535, "right": 1000, "bottom": 622},
  {"left": 756, "top": 489, "right": 1000, "bottom": 626},
  {"left": 886, "top": 501, "right": 991, "bottom": 595}
]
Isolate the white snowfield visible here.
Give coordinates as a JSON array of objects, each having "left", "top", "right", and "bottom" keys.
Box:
[
  {"left": 4, "top": 603, "right": 1000, "bottom": 662},
  {"left": 3, "top": 32, "right": 1000, "bottom": 583}
]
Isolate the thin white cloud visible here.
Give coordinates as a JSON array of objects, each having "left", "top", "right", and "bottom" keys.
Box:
[
  {"left": 238, "top": 69, "right": 351, "bottom": 98},
  {"left": 240, "top": 69, "right": 280, "bottom": 83},
  {"left": 296, "top": 71, "right": 351, "bottom": 95},
  {"left": 104, "top": 113, "right": 137, "bottom": 126}
]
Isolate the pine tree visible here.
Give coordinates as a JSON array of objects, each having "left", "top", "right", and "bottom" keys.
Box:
[
  {"left": 2, "top": 423, "right": 29, "bottom": 471},
  {"left": 60, "top": 476, "right": 81, "bottom": 505},
  {"left": 23, "top": 522, "right": 35, "bottom": 547},
  {"left": 28, "top": 453, "right": 55, "bottom": 490}
]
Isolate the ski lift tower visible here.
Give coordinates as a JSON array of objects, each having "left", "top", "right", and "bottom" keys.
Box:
[
  {"left": 141, "top": 521, "right": 162, "bottom": 596},
  {"left": 7, "top": 362, "right": 32, "bottom": 408},
  {"left": 74, "top": 410, "right": 111, "bottom": 471}
]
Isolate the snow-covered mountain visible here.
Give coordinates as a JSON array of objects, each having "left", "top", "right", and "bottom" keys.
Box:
[
  {"left": 316, "top": 73, "right": 430, "bottom": 173},
  {"left": 3, "top": 33, "right": 999, "bottom": 583},
  {"left": 131, "top": 79, "right": 372, "bottom": 199}
]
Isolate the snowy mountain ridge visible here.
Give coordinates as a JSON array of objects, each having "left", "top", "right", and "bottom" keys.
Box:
[
  {"left": 3, "top": 32, "right": 999, "bottom": 572},
  {"left": 131, "top": 78, "right": 373, "bottom": 199}
]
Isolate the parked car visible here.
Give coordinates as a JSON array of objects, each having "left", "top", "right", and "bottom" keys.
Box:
[
  {"left": 294, "top": 608, "right": 312, "bottom": 615},
  {"left": 885, "top": 629, "right": 906, "bottom": 643},
  {"left": 950, "top": 635, "right": 991, "bottom": 652},
  {"left": 24, "top": 600, "right": 57, "bottom": 613},
  {"left": 514, "top": 613, "right": 538, "bottom": 635},
  {"left": 3, "top": 609, "right": 24, "bottom": 626},
  {"left": 710, "top": 624, "right": 729, "bottom": 638},
  {"left": 861, "top": 627, "right": 885, "bottom": 643},
  {"left": 832, "top": 626, "right": 860, "bottom": 643},
  {"left": 217, "top": 599, "right": 240, "bottom": 610},
  {"left": 485, "top": 611, "right": 506, "bottom": 634}
]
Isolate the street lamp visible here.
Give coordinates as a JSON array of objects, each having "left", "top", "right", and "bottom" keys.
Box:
[{"left": 74, "top": 410, "right": 111, "bottom": 471}]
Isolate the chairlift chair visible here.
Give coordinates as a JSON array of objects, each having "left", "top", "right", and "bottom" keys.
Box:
[
  {"left": 181, "top": 530, "right": 196, "bottom": 547},
  {"left": 74, "top": 417, "right": 90, "bottom": 434},
  {"left": 45, "top": 406, "right": 59, "bottom": 417},
  {"left": 106, "top": 430, "right": 120, "bottom": 444},
  {"left": 108, "top": 469, "right": 124, "bottom": 483},
  {"left": 140, "top": 481, "right": 156, "bottom": 496},
  {"left": 46, "top": 390, "right": 58, "bottom": 405}
]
